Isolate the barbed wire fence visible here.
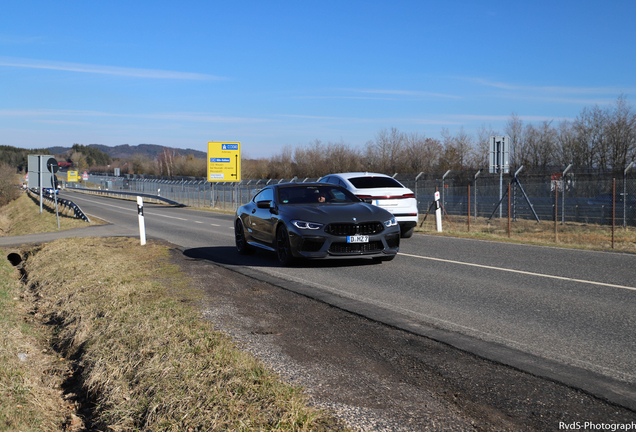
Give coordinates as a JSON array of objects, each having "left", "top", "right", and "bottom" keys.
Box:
[{"left": 73, "top": 169, "right": 636, "bottom": 228}]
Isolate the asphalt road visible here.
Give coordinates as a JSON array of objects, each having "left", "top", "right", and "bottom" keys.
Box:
[{"left": 9, "top": 190, "right": 636, "bottom": 409}]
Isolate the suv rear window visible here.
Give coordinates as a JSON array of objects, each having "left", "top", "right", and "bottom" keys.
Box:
[{"left": 348, "top": 176, "right": 403, "bottom": 189}]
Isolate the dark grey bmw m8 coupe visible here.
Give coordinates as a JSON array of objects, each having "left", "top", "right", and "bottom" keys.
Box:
[{"left": 234, "top": 183, "right": 400, "bottom": 266}]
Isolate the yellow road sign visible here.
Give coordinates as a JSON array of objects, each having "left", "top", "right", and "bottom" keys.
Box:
[
  {"left": 207, "top": 141, "right": 241, "bottom": 182},
  {"left": 67, "top": 170, "right": 79, "bottom": 182}
]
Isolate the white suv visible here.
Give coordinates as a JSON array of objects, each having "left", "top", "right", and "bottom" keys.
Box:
[{"left": 319, "top": 172, "right": 419, "bottom": 238}]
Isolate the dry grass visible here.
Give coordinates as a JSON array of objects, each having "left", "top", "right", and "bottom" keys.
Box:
[
  {"left": 0, "top": 249, "right": 72, "bottom": 431},
  {"left": 0, "top": 192, "right": 103, "bottom": 237},
  {"left": 416, "top": 214, "right": 636, "bottom": 253},
  {"left": 1, "top": 238, "right": 343, "bottom": 431}
]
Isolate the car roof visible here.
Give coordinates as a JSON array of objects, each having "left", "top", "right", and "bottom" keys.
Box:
[
  {"left": 275, "top": 182, "right": 328, "bottom": 188},
  {"left": 328, "top": 172, "right": 392, "bottom": 180}
]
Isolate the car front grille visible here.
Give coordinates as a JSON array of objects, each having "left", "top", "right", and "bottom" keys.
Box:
[
  {"left": 324, "top": 222, "right": 384, "bottom": 236},
  {"left": 300, "top": 238, "right": 325, "bottom": 252},
  {"left": 329, "top": 241, "right": 384, "bottom": 254}
]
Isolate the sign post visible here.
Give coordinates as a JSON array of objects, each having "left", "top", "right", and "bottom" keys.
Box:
[
  {"left": 27, "top": 155, "right": 56, "bottom": 214},
  {"left": 46, "top": 158, "right": 60, "bottom": 228},
  {"left": 489, "top": 136, "right": 510, "bottom": 218},
  {"left": 207, "top": 142, "right": 241, "bottom": 182}
]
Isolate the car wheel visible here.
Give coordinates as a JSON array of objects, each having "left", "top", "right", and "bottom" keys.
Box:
[
  {"left": 400, "top": 226, "right": 415, "bottom": 238},
  {"left": 276, "top": 224, "right": 295, "bottom": 266},
  {"left": 235, "top": 219, "right": 252, "bottom": 255}
]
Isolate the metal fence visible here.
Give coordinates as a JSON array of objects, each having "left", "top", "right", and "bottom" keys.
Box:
[{"left": 68, "top": 171, "right": 636, "bottom": 227}]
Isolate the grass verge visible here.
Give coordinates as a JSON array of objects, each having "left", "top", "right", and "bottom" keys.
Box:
[
  {"left": 1, "top": 238, "right": 344, "bottom": 431},
  {"left": 0, "top": 247, "right": 72, "bottom": 431},
  {"left": 416, "top": 214, "right": 636, "bottom": 253},
  {"left": 0, "top": 192, "right": 103, "bottom": 237}
]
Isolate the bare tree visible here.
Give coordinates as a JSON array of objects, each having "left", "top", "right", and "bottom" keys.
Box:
[
  {"left": 364, "top": 128, "right": 405, "bottom": 173},
  {"left": 574, "top": 105, "right": 609, "bottom": 172},
  {"left": 606, "top": 94, "right": 636, "bottom": 172},
  {"left": 403, "top": 133, "right": 442, "bottom": 173},
  {"left": 325, "top": 140, "right": 362, "bottom": 174},
  {"left": 536, "top": 120, "right": 556, "bottom": 170},
  {"left": 268, "top": 145, "right": 294, "bottom": 178},
  {"left": 0, "top": 163, "right": 20, "bottom": 206},
  {"left": 473, "top": 124, "right": 498, "bottom": 169},
  {"left": 554, "top": 120, "right": 578, "bottom": 167},
  {"left": 440, "top": 127, "right": 473, "bottom": 171},
  {"left": 505, "top": 113, "right": 524, "bottom": 167}
]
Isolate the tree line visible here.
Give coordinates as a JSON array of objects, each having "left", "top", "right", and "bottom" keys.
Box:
[
  {"left": 243, "top": 96, "right": 635, "bottom": 179},
  {"left": 1, "top": 96, "right": 634, "bottom": 182}
]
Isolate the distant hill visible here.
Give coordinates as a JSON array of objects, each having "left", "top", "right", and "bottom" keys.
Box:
[{"left": 48, "top": 144, "right": 207, "bottom": 160}]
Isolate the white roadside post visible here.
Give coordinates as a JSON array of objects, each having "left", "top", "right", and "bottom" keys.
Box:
[
  {"left": 137, "top": 196, "right": 146, "bottom": 245},
  {"left": 434, "top": 191, "right": 443, "bottom": 232}
]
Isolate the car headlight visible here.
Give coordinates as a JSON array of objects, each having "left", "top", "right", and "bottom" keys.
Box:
[
  {"left": 291, "top": 220, "right": 324, "bottom": 230},
  {"left": 384, "top": 218, "right": 398, "bottom": 228}
]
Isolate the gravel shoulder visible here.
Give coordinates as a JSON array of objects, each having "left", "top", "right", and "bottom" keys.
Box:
[{"left": 170, "top": 247, "right": 636, "bottom": 431}]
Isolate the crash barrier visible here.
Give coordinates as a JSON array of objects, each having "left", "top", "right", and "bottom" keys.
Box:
[
  {"left": 27, "top": 188, "right": 91, "bottom": 223},
  {"left": 68, "top": 186, "right": 185, "bottom": 207},
  {"left": 75, "top": 172, "right": 636, "bottom": 227}
]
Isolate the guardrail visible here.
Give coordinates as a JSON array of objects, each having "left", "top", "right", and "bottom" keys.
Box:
[
  {"left": 27, "top": 189, "right": 91, "bottom": 222},
  {"left": 68, "top": 186, "right": 186, "bottom": 207}
]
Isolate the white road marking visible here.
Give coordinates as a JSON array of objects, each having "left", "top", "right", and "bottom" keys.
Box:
[
  {"left": 70, "top": 197, "right": 133, "bottom": 212},
  {"left": 151, "top": 213, "right": 187, "bottom": 221},
  {"left": 399, "top": 252, "right": 636, "bottom": 291}
]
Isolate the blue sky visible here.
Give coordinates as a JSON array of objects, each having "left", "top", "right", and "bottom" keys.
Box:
[{"left": 1, "top": 1, "right": 635, "bottom": 158}]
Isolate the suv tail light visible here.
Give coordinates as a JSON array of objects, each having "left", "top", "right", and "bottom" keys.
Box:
[{"left": 358, "top": 193, "right": 415, "bottom": 200}]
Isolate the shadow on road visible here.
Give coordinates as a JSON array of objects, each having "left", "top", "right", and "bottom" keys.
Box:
[{"left": 182, "top": 246, "right": 381, "bottom": 269}]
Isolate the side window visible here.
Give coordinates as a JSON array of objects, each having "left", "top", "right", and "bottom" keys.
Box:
[
  {"left": 254, "top": 188, "right": 273, "bottom": 203},
  {"left": 327, "top": 177, "right": 340, "bottom": 185},
  {"left": 331, "top": 189, "right": 347, "bottom": 201},
  {"left": 318, "top": 176, "right": 330, "bottom": 183}
]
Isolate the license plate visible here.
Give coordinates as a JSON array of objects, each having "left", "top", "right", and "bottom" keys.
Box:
[{"left": 347, "top": 235, "right": 369, "bottom": 243}]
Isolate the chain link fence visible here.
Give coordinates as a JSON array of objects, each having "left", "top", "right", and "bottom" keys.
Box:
[{"left": 69, "top": 170, "right": 636, "bottom": 227}]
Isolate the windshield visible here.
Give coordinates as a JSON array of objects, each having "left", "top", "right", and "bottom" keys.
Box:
[
  {"left": 278, "top": 185, "right": 359, "bottom": 204},
  {"left": 347, "top": 176, "right": 404, "bottom": 189}
]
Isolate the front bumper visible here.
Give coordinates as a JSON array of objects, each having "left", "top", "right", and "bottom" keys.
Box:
[{"left": 288, "top": 228, "right": 400, "bottom": 260}]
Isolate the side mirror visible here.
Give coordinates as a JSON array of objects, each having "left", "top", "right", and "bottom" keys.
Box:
[
  {"left": 256, "top": 200, "right": 272, "bottom": 209},
  {"left": 362, "top": 198, "right": 373, "bottom": 204}
]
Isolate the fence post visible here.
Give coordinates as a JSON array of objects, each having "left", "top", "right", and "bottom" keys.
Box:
[
  {"left": 508, "top": 183, "right": 511, "bottom": 238},
  {"left": 415, "top": 172, "right": 424, "bottom": 213},
  {"left": 442, "top": 170, "right": 451, "bottom": 210},
  {"left": 554, "top": 182, "right": 558, "bottom": 243},
  {"left": 474, "top": 169, "right": 481, "bottom": 221},
  {"left": 612, "top": 178, "right": 616, "bottom": 249},
  {"left": 467, "top": 185, "right": 471, "bottom": 232},
  {"left": 562, "top": 164, "right": 572, "bottom": 225},
  {"left": 624, "top": 162, "right": 634, "bottom": 228}
]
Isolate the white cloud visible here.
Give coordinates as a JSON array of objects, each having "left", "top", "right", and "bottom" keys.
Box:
[
  {"left": 0, "top": 56, "right": 226, "bottom": 80},
  {"left": 341, "top": 88, "right": 461, "bottom": 99},
  {"left": 468, "top": 77, "right": 635, "bottom": 97},
  {"left": 0, "top": 108, "right": 268, "bottom": 124}
]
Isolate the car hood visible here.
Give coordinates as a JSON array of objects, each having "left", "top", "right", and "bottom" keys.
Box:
[{"left": 281, "top": 202, "right": 394, "bottom": 223}]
